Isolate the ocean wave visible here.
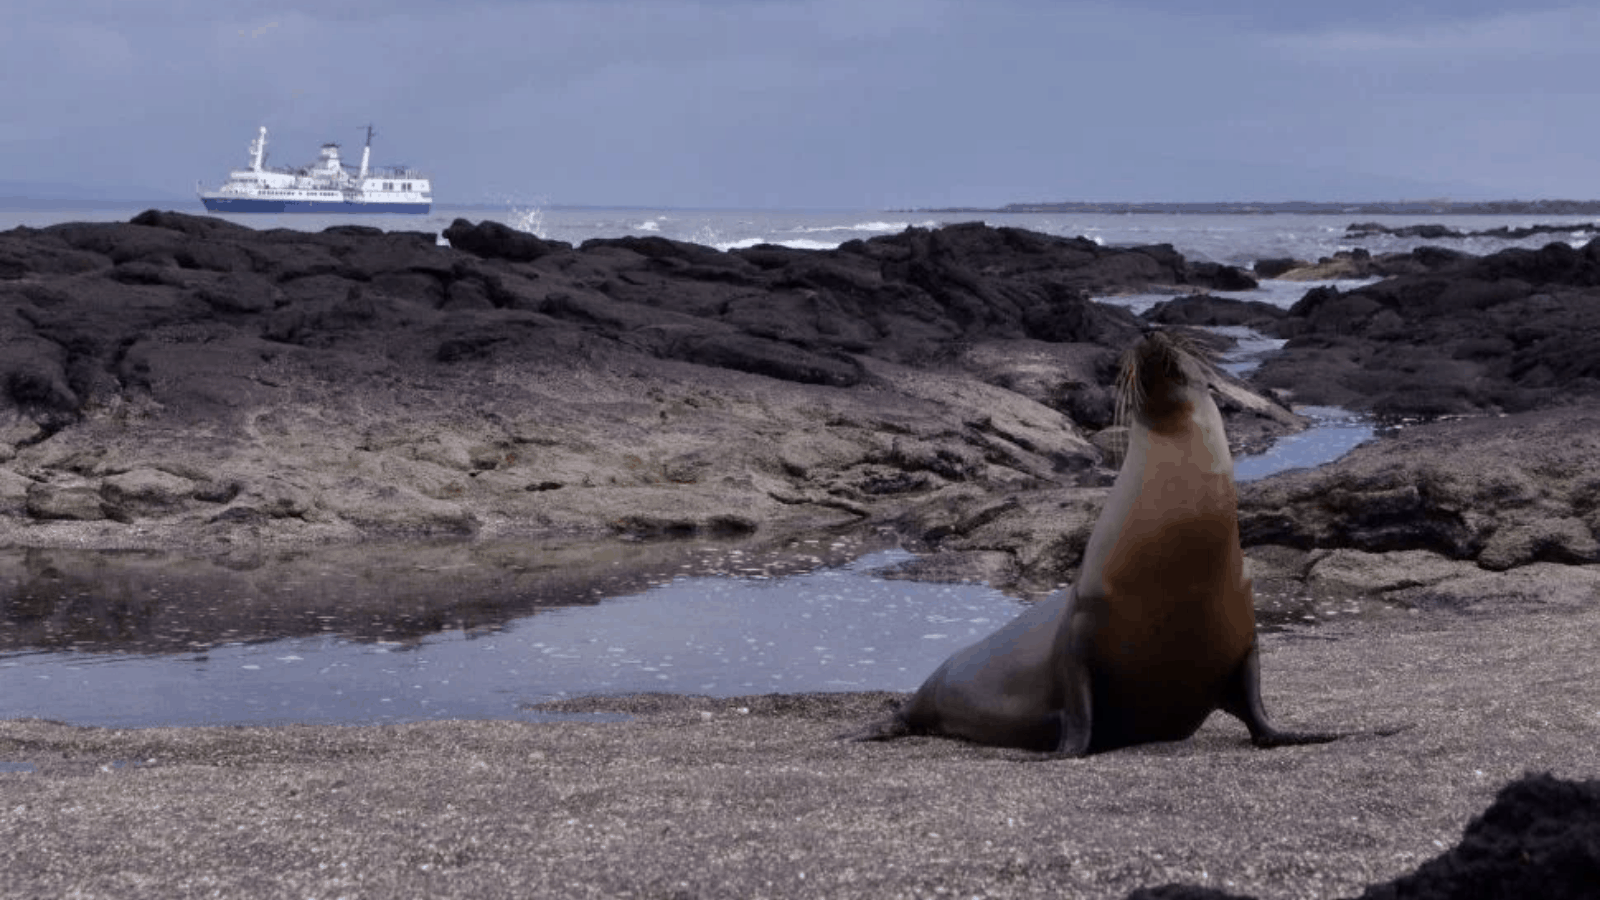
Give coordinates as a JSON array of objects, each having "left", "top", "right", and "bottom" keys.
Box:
[
  {"left": 713, "top": 237, "right": 839, "bottom": 252},
  {"left": 510, "top": 207, "right": 546, "bottom": 237},
  {"left": 786, "top": 220, "right": 938, "bottom": 235}
]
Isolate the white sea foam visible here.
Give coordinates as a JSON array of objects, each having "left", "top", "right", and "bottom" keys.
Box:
[
  {"left": 478, "top": 191, "right": 549, "bottom": 238},
  {"left": 510, "top": 206, "right": 545, "bottom": 237},
  {"left": 636, "top": 219, "right": 662, "bottom": 232},
  {"left": 787, "top": 220, "right": 937, "bottom": 235},
  {"left": 713, "top": 237, "right": 839, "bottom": 252}
]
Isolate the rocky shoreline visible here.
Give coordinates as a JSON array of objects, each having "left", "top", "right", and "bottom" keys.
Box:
[
  {"left": 4, "top": 211, "right": 1600, "bottom": 607},
  {"left": 1, "top": 212, "right": 1278, "bottom": 578},
  {"left": 5, "top": 212, "right": 1600, "bottom": 899}
]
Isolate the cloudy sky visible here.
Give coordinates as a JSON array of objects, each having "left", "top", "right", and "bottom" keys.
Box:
[{"left": 5, "top": 0, "right": 1597, "bottom": 208}]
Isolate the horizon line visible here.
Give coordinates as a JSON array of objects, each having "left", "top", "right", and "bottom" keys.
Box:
[{"left": 5, "top": 196, "right": 1600, "bottom": 215}]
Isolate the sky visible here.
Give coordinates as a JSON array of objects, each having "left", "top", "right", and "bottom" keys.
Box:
[{"left": 4, "top": 0, "right": 1598, "bottom": 208}]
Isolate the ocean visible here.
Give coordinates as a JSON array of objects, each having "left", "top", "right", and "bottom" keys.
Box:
[{"left": 5, "top": 202, "right": 1598, "bottom": 312}]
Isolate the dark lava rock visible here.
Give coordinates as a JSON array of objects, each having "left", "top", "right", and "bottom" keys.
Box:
[
  {"left": 1187, "top": 261, "right": 1259, "bottom": 291},
  {"left": 1262, "top": 245, "right": 1482, "bottom": 284},
  {"left": 1253, "top": 257, "right": 1306, "bottom": 279},
  {"left": 1143, "top": 294, "right": 1287, "bottom": 329},
  {"left": 0, "top": 213, "right": 1272, "bottom": 427},
  {"left": 1, "top": 210, "right": 1294, "bottom": 551},
  {"left": 1126, "top": 773, "right": 1600, "bottom": 900},
  {"left": 1346, "top": 222, "right": 1464, "bottom": 240},
  {"left": 1353, "top": 773, "right": 1600, "bottom": 900},
  {"left": 1252, "top": 237, "right": 1600, "bottom": 415},
  {"left": 2, "top": 212, "right": 1127, "bottom": 434},
  {"left": 1348, "top": 220, "right": 1600, "bottom": 242},
  {"left": 441, "top": 218, "right": 572, "bottom": 262},
  {"left": 1237, "top": 404, "right": 1600, "bottom": 568}
]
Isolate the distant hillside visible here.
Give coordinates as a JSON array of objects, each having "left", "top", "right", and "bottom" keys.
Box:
[{"left": 922, "top": 199, "right": 1600, "bottom": 215}]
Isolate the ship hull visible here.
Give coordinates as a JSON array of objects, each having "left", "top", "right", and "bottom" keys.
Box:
[{"left": 200, "top": 196, "right": 430, "bottom": 214}]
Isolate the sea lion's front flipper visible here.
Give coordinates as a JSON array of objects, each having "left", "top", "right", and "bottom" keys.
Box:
[
  {"left": 1222, "top": 639, "right": 1345, "bottom": 748},
  {"left": 1049, "top": 675, "right": 1092, "bottom": 757},
  {"left": 1046, "top": 613, "right": 1095, "bottom": 758}
]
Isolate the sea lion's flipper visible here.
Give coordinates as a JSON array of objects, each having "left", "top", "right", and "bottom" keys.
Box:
[
  {"left": 1046, "top": 693, "right": 1093, "bottom": 757},
  {"left": 837, "top": 711, "right": 913, "bottom": 743},
  {"left": 1047, "top": 618, "right": 1095, "bottom": 758},
  {"left": 1221, "top": 639, "right": 1345, "bottom": 748}
]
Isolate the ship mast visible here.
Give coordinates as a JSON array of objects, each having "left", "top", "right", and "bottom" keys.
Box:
[
  {"left": 358, "top": 124, "right": 374, "bottom": 180},
  {"left": 250, "top": 126, "right": 267, "bottom": 172}
]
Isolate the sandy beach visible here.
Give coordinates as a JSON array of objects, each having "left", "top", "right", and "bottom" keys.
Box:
[{"left": 5, "top": 592, "right": 1599, "bottom": 899}]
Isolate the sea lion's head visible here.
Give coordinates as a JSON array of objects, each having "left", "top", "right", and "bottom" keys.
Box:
[{"left": 1114, "top": 330, "right": 1216, "bottom": 432}]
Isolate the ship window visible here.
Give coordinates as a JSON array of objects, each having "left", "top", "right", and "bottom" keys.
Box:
[{"left": 403, "top": 183, "right": 411, "bottom": 191}]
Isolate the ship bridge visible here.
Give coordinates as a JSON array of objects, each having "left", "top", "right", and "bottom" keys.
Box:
[{"left": 310, "top": 144, "right": 349, "bottom": 181}]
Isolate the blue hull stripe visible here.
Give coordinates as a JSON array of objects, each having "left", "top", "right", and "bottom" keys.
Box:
[{"left": 200, "top": 197, "right": 430, "bottom": 215}]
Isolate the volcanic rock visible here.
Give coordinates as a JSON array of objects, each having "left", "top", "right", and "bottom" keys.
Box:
[
  {"left": 0, "top": 211, "right": 1287, "bottom": 569},
  {"left": 1143, "top": 294, "right": 1288, "bottom": 329},
  {"left": 1129, "top": 772, "right": 1600, "bottom": 900},
  {"left": 1237, "top": 403, "right": 1600, "bottom": 571},
  {"left": 1351, "top": 772, "right": 1600, "bottom": 900},
  {"left": 1265, "top": 246, "right": 1470, "bottom": 282},
  {"left": 1347, "top": 220, "right": 1600, "bottom": 241},
  {"left": 100, "top": 468, "right": 196, "bottom": 522},
  {"left": 1251, "top": 238, "right": 1600, "bottom": 415}
]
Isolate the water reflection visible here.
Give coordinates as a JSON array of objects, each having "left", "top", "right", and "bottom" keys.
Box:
[
  {"left": 0, "top": 534, "right": 889, "bottom": 655},
  {"left": 0, "top": 550, "right": 1025, "bottom": 728}
]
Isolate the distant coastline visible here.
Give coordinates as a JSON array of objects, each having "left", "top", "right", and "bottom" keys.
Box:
[
  {"left": 9, "top": 195, "right": 1600, "bottom": 217},
  {"left": 916, "top": 199, "right": 1600, "bottom": 215}
]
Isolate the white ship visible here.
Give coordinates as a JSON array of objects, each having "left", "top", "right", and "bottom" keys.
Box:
[{"left": 198, "top": 125, "right": 431, "bottom": 214}]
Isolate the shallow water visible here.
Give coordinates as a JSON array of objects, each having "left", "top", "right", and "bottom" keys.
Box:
[
  {"left": 1200, "top": 324, "right": 1377, "bottom": 479},
  {"left": 0, "top": 550, "right": 1026, "bottom": 728},
  {"left": 0, "top": 303, "right": 1373, "bottom": 730},
  {"left": 0, "top": 403, "right": 1372, "bottom": 729},
  {"left": 1235, "top": 407, "right": 1374, "bottom": 483}
]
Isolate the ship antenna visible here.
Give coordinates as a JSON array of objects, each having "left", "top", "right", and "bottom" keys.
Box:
[
  {"left": 251, "top": 126, "right": 267, "bottom": 172},
  {"left": 358, "top": 124, "right": 374, "bottom": 181}
]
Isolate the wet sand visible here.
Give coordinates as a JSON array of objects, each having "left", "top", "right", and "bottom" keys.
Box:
[{"left": 4, "top": 599, "right": 1598, "bottom": 899}]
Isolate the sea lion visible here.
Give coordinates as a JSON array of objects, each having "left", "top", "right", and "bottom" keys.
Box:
[{"left": 849, "top": 331, "right": 1344, "bottom": 755}]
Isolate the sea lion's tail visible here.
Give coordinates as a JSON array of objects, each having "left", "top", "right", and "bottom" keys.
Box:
[{"left": 836, "top": 711, "right": 912, "bottom": 743}]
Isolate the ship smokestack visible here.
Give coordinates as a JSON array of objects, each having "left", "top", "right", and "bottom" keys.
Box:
[{"left": 251, "top": 126, "right": 267, "bottom": 172}]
